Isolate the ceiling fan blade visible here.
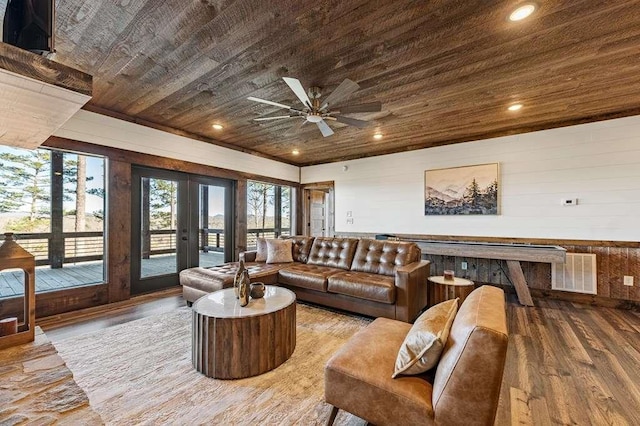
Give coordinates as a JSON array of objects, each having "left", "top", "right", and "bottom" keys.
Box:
[
  {"left": 284, "top": 118, "right": 307, "bottom": 136},
  {"left": 334, "top": 102, "right": 382, "bottom": 114},
  {"left": 334, "top": 115, "right": 371, "bottom": 128},
  {"left": 247, "top": 96, "right": 291, "bottom": 110},
  {"left": 282, "top": 77, "right": 312, "bottom": 109},
  {"left": 316, "top": 119, "right": 334, "bottom": 137},
  {"left": 320, "top": 78, "right": 360, "bottom": 110},
  {"left": 254, "top": 115, "right": 297, "bottom": 121}
]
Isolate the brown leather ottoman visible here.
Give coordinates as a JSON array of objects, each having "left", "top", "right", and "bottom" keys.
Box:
[
  {"left": 180, "top": 263, "right": 282, "bottom": 305},
  {"left": 179, "top": 267, "right": 235, "bottom": 305}
]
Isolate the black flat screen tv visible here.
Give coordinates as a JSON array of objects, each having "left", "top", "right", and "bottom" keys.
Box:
[{"left": 3, "top": 0, "right": 54, "bottom": 54}]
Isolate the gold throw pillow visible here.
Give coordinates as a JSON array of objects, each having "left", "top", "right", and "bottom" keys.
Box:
[
  {"left": 392, "top": 298, "right": 458, "bottom": 378},
  {"left": 266, "top": 239, "right": 294, "bottom": 264}
]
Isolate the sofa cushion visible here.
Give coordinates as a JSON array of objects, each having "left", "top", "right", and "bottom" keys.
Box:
[
  {"left": 255, "top": 237, "right": 268, "bottom": 262},
  {"left": 266, "top": 239, "right": 294, "bottom": 264},
  {"left": 200, "top": 262, "right": 282, "bottom": 285},
  {"left": 392, "top": 298, "right": 458, "bottom": 378},
  {"left": 325, "top": 318, "right": 435, "bottom": 425},
  {"left": 280, "top": 235, "right": 315, "bottom": 263},
  {"left": 351, "top": 239, "right": 421, "bottom": 276},
  {"left": 278, "top": 263, "right": 344, "bottom": 292},
  {"left": 307, "top": 237, "right": 358, "bottom": 270},
  {"left": 327, "top": 271, "right": 396, "bottom": 304}
]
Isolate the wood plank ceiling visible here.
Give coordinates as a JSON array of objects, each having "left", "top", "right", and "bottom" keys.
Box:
[{"left": 8, "top": 0, "right": 640, "bottom": 166}]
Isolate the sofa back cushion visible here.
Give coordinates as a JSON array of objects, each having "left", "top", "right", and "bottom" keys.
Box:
[
  {"left": 280, "top": 236, "right": 315, "bottom": 263},
  {"left": 431, "top": 285, "right": 508, "bottom": 425},
  {"left": 350, "top": 239, "right": 421, "bottom": 276},
  {"left": 307, "top": 237, "right": 359, "bottom": 270}
]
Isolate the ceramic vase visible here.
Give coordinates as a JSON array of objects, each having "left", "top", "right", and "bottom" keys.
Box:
[
  {"left": 239, "top": 268, "right": 250, "bottom": 307},
  {"left": 234, "top": 255, "right": 246, "bottom": 299},
  {"left": 250, "top": 282, "right": 265, "bottom": 299}
]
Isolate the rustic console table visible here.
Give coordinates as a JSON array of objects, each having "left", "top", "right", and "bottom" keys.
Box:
[{"left": 409, "top": 240, "right": 566, "bottom": 306}]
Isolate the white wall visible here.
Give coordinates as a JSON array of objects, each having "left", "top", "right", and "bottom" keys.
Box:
[
  {"left": 302, "top": 115, "right": 640, "bottom": 242},
  {"left": 54, "top": 110, "right": 300, "bottom": 182}
]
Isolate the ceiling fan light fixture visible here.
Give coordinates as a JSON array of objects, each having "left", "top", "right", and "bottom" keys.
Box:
[
  {"left": 508, "top": 103, "right": 523, "bottom": 111},
  {"left": 306, "top": 114, "right": 323, "bottom": 123},
  {"left": 509, "top": 3, "right": 536, "bottom": 21},
  {"left": 373, "top": 133, "right": 383, "bottom": 140},
  {"left": 212, "top": 124, "right": 224, "bottom": 130}
]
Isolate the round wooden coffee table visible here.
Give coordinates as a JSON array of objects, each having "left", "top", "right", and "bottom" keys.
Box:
[
  {"left": 192, "top": 286, "right": 296, "bottom": 379},
  {"left": 428, "top": 276, "right": 475, "bottom": 306}
]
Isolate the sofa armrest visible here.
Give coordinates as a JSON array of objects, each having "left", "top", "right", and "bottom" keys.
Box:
[
  {"left": 240, "top": 250, "right": 257, "bottom": 262},
  {"left": 394, "top": 260, "right": 430, "bottom": 323}
]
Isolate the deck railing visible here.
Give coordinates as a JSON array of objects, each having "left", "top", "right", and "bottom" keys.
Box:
[{"left": 12, "top": 227, "right": 288, "bottom": 267}]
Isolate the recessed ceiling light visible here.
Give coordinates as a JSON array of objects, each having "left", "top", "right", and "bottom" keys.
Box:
[
  {"left": 373, "top": 133, "right": 383, "bottom": 140},
  {"left": 509, "top": 3, "right": 536, "bottom": 21},
  {"left": 212, "top": 124, "right": 223, "bottom": 130},
  {"left": 508, "top": 104, "right": 523, "bottom": 111},
  {"left": 292, "top": 149, "right": 300, "bottom": 155}
]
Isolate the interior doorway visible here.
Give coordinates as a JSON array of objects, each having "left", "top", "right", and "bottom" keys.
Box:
[{"left": 302, "top": 182, "right": 334, "bottom": 237}]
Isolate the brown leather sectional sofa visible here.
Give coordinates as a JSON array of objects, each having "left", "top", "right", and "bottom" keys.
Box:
[{"left": 180, "top": 236, "right": 430, "bottom": 323}]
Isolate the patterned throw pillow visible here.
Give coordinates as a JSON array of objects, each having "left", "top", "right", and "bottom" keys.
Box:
[
  {"left": 266, "top": 239, "right": 294, "bottom": 264},
  {"left": 255, "top": 237, "right": 268, "bottom": 262},
  {"left": 392, "top": 298, "right": 458, "bottom": 378}
]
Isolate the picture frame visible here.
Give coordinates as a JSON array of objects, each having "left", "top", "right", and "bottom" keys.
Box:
[{"left": 424, "top": 163, "right": 499, "bottom": 215}]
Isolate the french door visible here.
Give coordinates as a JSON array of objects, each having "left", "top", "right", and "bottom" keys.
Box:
[{"left": 131, "top": 167, "right": 234, "bottom": 294}]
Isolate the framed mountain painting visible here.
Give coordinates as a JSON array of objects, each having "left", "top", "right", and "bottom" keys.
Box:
[{"left": 424, "top": 163, "right": 499, "bottom": 215}]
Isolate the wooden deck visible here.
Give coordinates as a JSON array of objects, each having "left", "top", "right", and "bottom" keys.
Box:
[{"left": 0, "top": 252, "right": 224, "bottom": 298}]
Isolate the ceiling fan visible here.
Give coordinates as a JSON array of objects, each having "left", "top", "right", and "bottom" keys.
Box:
[{"left": 247, "top": 77, "right": 381, "bottom": 137}]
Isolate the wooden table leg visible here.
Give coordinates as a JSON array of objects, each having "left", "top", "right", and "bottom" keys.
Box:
[{"left": 506, "top": 260, "right": 534, "bottom": 306}]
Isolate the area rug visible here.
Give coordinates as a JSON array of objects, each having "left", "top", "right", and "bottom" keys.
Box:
[{"left": 53, "top": 304, "right": 372, "bottom": 425}]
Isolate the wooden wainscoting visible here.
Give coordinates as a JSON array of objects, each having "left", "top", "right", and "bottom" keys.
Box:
[{"left": 337, "top": 232, "right": 640, "bottom": 308}]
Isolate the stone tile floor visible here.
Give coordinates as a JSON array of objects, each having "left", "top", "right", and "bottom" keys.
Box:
[{"left": 0, "top": 328, "right": 102, "bottom": 425}]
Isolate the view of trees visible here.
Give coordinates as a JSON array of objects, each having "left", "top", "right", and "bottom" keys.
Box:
[
  {"left": 0, "top": 148, "right": 105, "bottom": 234},
  {"left": 247, "top": 181, "right": 273, "bottom": 229},
  {"left": 147, "top": 178, "right": 178, "bottom": 229},
  {"left": 0, "top": 150, "right": 51, "bottom": 229},
  {"left": 246, "top": 181, "right": 291, "bottom": 230},
  {"left": 425, "top": 178, "right": 498, "bottom": 215}
]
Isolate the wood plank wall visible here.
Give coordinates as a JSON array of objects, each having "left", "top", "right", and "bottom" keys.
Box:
[
  {"left": 338, "top": 232, "right": 640, "bottom": 308},
  {"left": 0, "top": 137, "right": 300, "bottom": 319}
]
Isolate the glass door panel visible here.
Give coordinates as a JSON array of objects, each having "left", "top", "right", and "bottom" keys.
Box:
[
  {"left": 198, "top": 184, "right": 227, "bottom": 268},
  {"left": 140, "top": 177, "right": 179, "bottom": 278},
  {"left": 131, "top": 168, "right": 189, "bottom": 294}
]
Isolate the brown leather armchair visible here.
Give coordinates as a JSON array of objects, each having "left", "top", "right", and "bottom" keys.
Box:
[{"left": 324, "top": 286, "right": 508, "bottom": 425}]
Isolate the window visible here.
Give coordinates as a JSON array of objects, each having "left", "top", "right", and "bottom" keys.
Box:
[
  {"left": 0, "top": 146, "right": 107, "bottom": 299},
  {"left": 246, "top": 181, "right": 294, "bottom": 248}
]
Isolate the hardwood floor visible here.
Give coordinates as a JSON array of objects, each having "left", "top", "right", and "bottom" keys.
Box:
[
  {"left": 38, "top": 287, "right": 184, "bottom": 342},
  {"left": 38, "top": 291, "right": 640, "bottom": 425},
  {"left": 497, "top": 295, "right": 640, "bottom": 426}
]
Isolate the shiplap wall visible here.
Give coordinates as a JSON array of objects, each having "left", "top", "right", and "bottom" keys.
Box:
[
  {"left": 302, "top": 115, "right": 640, "bottom": 242},
  {"left": 54, "top": 110, "right": 300, "bottom": 182}
]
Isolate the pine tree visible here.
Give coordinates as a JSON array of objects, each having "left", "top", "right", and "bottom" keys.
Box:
[
  {"left": 463, "top": 178, "right": 481, "bottom": 207},
  {"left": 149, "top": 179, "right": 177, "bottom": 229},
  {"left": 0, "top": 150, "right": 51, "bottom": 222},
  {"left": 247, "top": 181, "right": 273, "bottom": 229}
]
